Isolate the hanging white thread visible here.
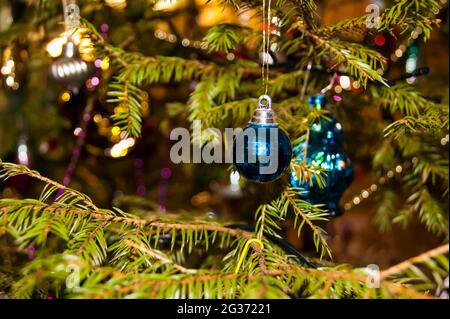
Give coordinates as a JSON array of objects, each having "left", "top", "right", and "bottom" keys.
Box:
[
  {"left": 262, "top": 0, "right": 272, "bottom": 96},
  {"left": 300, "top": 62, "right": 313, "bottom": 101}
]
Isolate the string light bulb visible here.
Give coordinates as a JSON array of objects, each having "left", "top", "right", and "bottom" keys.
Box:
[
  {"left": 344, "top": 163, "right": 407, "bottom": 211},
  {"left": 1, "top": 49, "right": 19, "bottom": 90},
  {"left": 109, "top": 138, "right": 135, "bottom": 158},
  {"left": 17, "top": 137, "right": 30, "bottom": 166}
]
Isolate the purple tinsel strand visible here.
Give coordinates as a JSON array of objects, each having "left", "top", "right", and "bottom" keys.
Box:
[{"left": 55, "top": 97, "right": 95, "bottom": 200}]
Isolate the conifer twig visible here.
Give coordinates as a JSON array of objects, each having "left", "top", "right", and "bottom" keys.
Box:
[
  {"left": 380, "top": 244, "right": 449, "bottom": 280},
  {"left": 0, "top": 204, "right": 253, "bottom": 240}
]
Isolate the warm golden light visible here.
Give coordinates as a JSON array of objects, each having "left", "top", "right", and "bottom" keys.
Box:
[
  {"left": 46, "top": 29, "right": 94, "bottom": 60},
  {"left": 46, "top": 37, "right": 67, "bottom": 58},
  {"left": 79, "top": 37, "right": 95, "bottom": 61},
  {"left": 110, "top": 138, "right": 135, "bottom": 158},
  {"left": 197, "top": 5, "right": 236, "bottom": 27},
  {"left": 100, "top": 57, "right": 110, "bottom": 70},
  {"left": 154, "top": 0, "right": 179, "bottom": 11},
  {"left": 111, "top": 126, "right": 121, "bottom": 136},
  {"left": 61, "top": 91, "right": 71, "bottom": 102},
  {"left": 105, "top": 0, "right": 127, "bottom": 10}
]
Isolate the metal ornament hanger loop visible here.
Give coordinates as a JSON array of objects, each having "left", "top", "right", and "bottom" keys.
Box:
[
  {"left": 250, "top": 95, "right": 276, "bottom": 124},
  {"left": 258, "top": 94, "right": 272, "bottom": 109}
]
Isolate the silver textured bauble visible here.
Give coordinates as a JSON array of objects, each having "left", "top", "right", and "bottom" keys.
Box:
[{"left": 48, "top": 38, "right": 93, "bottom": 94}]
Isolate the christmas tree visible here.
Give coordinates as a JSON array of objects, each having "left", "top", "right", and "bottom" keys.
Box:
[{"left": 0, "top": 0, "right": 448, "bottom": 299}]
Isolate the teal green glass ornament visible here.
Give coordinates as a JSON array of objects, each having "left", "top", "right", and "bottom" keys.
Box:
[
  {"left": 290, "top": 95, "right": 354, "bottom": 217},
  {"left": 233, "top": 95, "right": 292, "bottom": 183}
]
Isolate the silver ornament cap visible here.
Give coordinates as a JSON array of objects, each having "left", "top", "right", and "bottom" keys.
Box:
[{"left": 249, "top": 95, "right": 277, "bottom": 125}]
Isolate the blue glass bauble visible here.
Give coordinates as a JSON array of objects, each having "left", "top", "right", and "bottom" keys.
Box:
[
  {"left": 233, "top": 123, "right": 292, "bottom": 183},
  {"left": 290, "top": 95, "right": 354, "bottom": 216}
]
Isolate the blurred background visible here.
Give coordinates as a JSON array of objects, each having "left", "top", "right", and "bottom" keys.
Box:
[{"left": 0, "top": 0, "right": 448, "bottom": 268}]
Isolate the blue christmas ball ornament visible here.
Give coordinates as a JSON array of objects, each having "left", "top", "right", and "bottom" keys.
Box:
[
  {"left": 290, "top": 95, "right": 354, "bottom": 217},
  {"left": 233, "top": 95, "right": 292, "bottom": 183}
]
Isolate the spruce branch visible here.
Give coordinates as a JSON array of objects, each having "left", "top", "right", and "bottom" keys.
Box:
[
  {"left": 203, "top": 24, "right": 254, "bottom": 54},
  {"left": 285, "top": 22, "right": 388, "bottom": 86},
  {"left": 370, "top": 83, "right": 436, "bottom": 116},
  {"left": 379, "top": 0, "right": 442, "bottom": 40},
  {"left": 322, "top": 0, "right": 443, "bottom": 41},
  {"left": 383, "top": 112, "right": 448, "bottom": 139},
  {"left": 108, "top": 80, "right": 144, "bottom": 137},
  {"left": 396, "top": 186, "right": 448, "bottom": 235},
  {"left": 254, "top": 186, "right": 330, "bottom": 251},
  {"left": 284, "top": 191, "right": 332, "bottom": 259},
  {"left": 371, "top": 137, "right": 448, "bottom": 235},
  {"left": 10, "top": 252, "right": 440, "bottom": 299},
  {"left": 0, "top": 161, "right": 98, "bottom": 211},
  {"left": 1, "top": 0, "right": 447, "bottom": 300},
  {"left": 375, "top": 187, "right": 397, "bottom": 232},
  {"left": 125, "top": 240, "right": 197, "bottom": 274},
  {"left": 381, "top": 244, "right": 449, "bottom": 280},
  {"left": 290, "top": 162, "right": 327, "bottom": 189},
  {"left": 281, "top": 189, "right": 331, "bottom": 259},
  {"left": 0, "top": 201, "right": 254, "bottom": 242}
]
